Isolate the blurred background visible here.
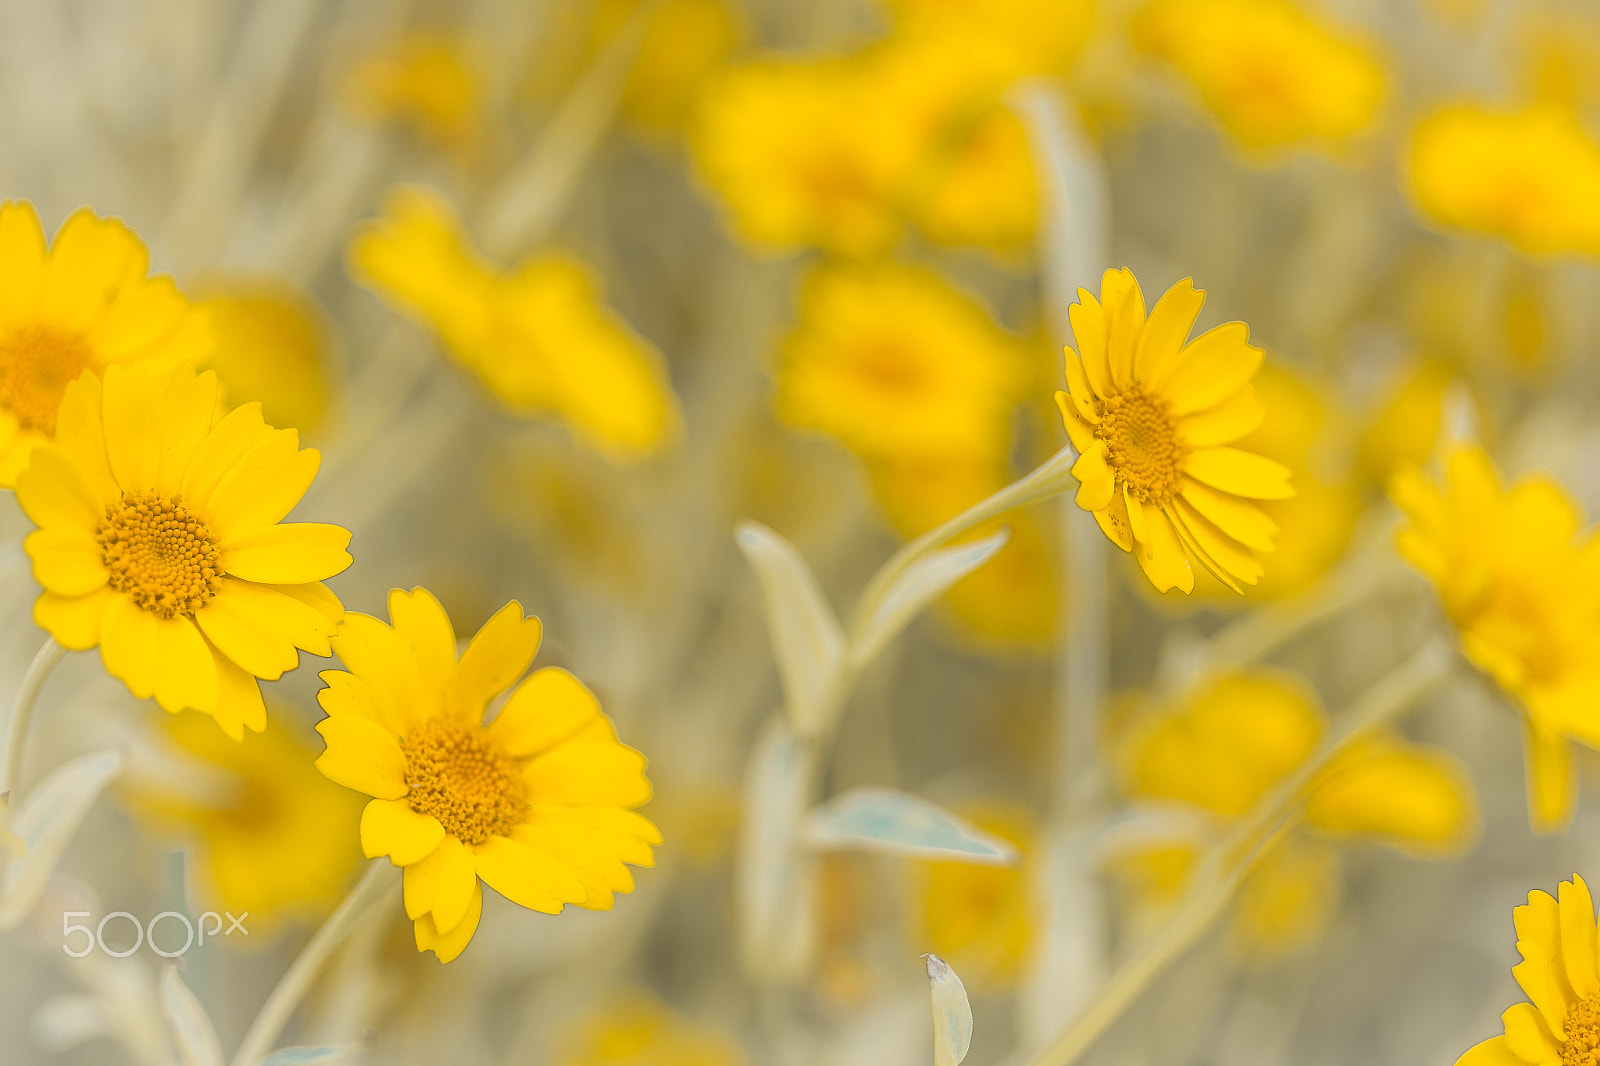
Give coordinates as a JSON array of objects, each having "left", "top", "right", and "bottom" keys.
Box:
[{"left": 1, "top": 0, "right": 1600, "bottom": 1064}]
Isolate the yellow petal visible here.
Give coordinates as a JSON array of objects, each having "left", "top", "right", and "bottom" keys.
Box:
[
  {"left": 1177, "top": 385, "right": 1264, "bottom": 448},
  {"left": 361, "top": 798, "right": 445, "bottom": 865},
  {"left": 203, "top": 430, "right": 319, "bottom": 538},
  {"left": 1055, "top": 390, "right": 1096, "bottom": 452},
  {"left": 180, "top": 402, "right": 273, "bottom": 508},
  {"left": 16, "top": 443, "right": 103, "bottom": 531},
  {"left": 388, "top": 587, "right": 458, "bottom": 710},
  {"left": 274, "top": 580, "right": 344, "bottom": 630},
  {"left": 444, "top": 601, "right": 542, "bottom": 724},
  {"left": 151, "top": 365, "right": 218, "bottom": 498},
  {"left": 152, "top": 616, "right": 219, "bottom": 715},
  {"left": 1303, "top": 740, "right": 1476, "bottom": 855},
  {"left": 219, "top": 523, "right": 353, "bottom": 584},
  {"left": 521, "top": 715, "right": 652, "bottom": 807},
  {"left": 1169, "top": 509, "right": 1244, "bottom": 595},
  {"left": 54, "top": 372, "right": 119, "bottom": 508},
  {"left": 100, "top": 363, "right": 162, "bottom": 493},
  {"left": 39, "top": 209, "right": 147, "bottom": 331},
  {"left": 210, "top": 644, "right": 267, "bottom": 739},
  {"left": 544, "top": 806, "right": 662, "bottom": 859},
  {"left": 1093, "top": 488, "right": 1135, "bottom": 552},
  {"left": 34, "top": 587, "right": 117, "bottom": 650},
  {"left": 1179, "top": 477, "right": 1278, "bottom": 552},
  {"left": 1561, "top": 876, "right": 1600, "bottom": 999},
  {"left": 331, "top": 612, "right": 429, "bottom": 731},
  {"left": 1454, "top": 1035, "right": 1533, "bottom": 1066},
  {"left": 1502, "top": 1001, "right": 1562, "bottom": 1064},
  {"left": 414, "top": 879, "right": 481, "bottom": 963},
  {"left": 1524, "top": 718, "right": 1575, "bottom": 836},
  {"left": 25, "top": 527, "right": 108, "bottom": 597},
  {"left": 1103, "top": 268, "right": 1145, "bottom": 391},
  {"left": 1061, "top": 349, "right": 1101, "bottom": 423},
  {"left": 1135, "top": 277, "right": 1204, "bottom": 388},
  {"left": 314, "top": 714, "right": 408, "bottom": 799},
  {"left": 404, "top": 836, "right": 477, "bottom": 931},
  {"left": 1184, "top": 447, "right": 1295, "bottom": 500},
  {"left": 1070, "top": 440, "right": 1116, "bottom": 512},
  {"left": 1172, "top": 498, "right": 1264, "bottom": 587},
  {"left": 1068, "top": 289, "right": 1112, "bottom": 398},
  {"left": 1134, "top": 507, "right": 1194, "bottom": 594},
  {"left": 1516, "top": 891, "right": 1563, "bottom": 969},
  {"left": 0, "top": 200, "right": 46, "bottom": 325},
  {"left": 1515, "top": 939, "right": 1575, "bottom": 1040},
  {"left": 1124, "top": 485, "right": 1149, "bottom": 546},
  {"left": 194, "top": 578, "right": 338, "bottom": 679},
  {"left": 86, "top": 274, "right": 192, "bottom": 362},
  {"left": 100, "top": 594, "right": 160, "bottom": 699},
  {"left": 511, "top": 816, "right": 634, "bottom": 911},
  {"left": 472, "top": 834, "right": 587, "bottom": 913},
  {"left": 1163, "top": 322, "right": 1264, "bottom": 416},
  {"left": 487, "top": 668, "right": 602, "bottom": 758}
]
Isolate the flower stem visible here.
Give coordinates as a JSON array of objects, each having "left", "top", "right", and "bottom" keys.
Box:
[
  {"left": 1, "top": 637, "right": 67, "bottom": 816},
  {"left": 228, "top": 858, "right": 398, "bottom": 1066},
  {"left": 1021, "top": 637, "right": 1455, "bottom": 1066}
]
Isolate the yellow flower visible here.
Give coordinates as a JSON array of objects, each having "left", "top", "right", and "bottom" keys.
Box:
[
  {"left": 1407, "top": 105, "right": 1600, "bottom": 257},
  {"left": 615, "top": 0, "right": 743, "bottom": 136},
  {"left": 196, "top": 279, "right": 333, "bottom": 437},
  {"left": 0, "top": 201, "right": 211, "bottom": 486},
  {"left": 1453, "top": 876, "right": 1600, "bottom": 1066},
  {"left": 881, "top": 0, "right": 1095, "bottom": 82},
  {"left": 348, "top": 186, "right": 681, "bottom": 460},
  {"left": 123, "top": 709, "right": 363, "bottom": 934},
  {"left": 312, "top": 588, "right": 659, "bottom": 963},
  {"left": 916, "top": 804, "right": 1037, "bottom": 990},
  {"left": 16, "top": 362, "right": 350, "bottom": 739},
  {"left": 343, "top": 34, "right": 481, "bottom": 148},
  {"left": 777, "top": 261, "right": 1022, "bottom": 462},
  {"left": 1056, "top": 270, "right": 1293, "bottom": 594},
  {"left": 1133, "top": 0, "right": 1386, "bottom": 152},
  {"left": 907, "top": 104, "right": 1039, "bottom": 255},
  {"left": 558, "top": 995, "right": 745, "bottom": 1066},
  {"left": 1390, "top": 446, "right": 1600, "bottom": 833}
]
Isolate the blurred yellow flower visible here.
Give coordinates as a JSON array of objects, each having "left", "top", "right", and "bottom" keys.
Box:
[
  {"left": 613, "top": 0, "right": 743, "bottom": 136},
  {"left": 1407, "top": 105, "right": 1600, "bottom": 257},
  {"left": 1133, "top": 0, "right": 1386, "bottom": 151},
  {"left": 348, "top": 186, "right": 681, "bottom": 460},
  {"left": 1057, "top": 270, "right": 1293, "bottom": 594},
  {"left": 313, "top": 588, "right": 659, "bottom": 962},
  {"left": 343, "top": 34, "right": 481, "bottom": 148},
  {"left": 881, "top": 0, "right": 1094, "bottom": 81},
  {"left": 1391, "top": 446, "right": 1600, "bottom": 833},
  {"left": 777, "top": 261, "right": 1022, "bottom": 462},
  {"left": 0, "top": 200, "right": 211, "bottom": 486},
  {"left": 1113, "top": 671, "right": 1476, "bottom": 956},
  {"left": 124, "top": 710, "right": 363, "bottom": 933},
  {"left": 196, "top": 280, "right": 334, "bottom": 437},
  {"left": 916, "top": 804, "right": 1037, "bottom": 989},
  {"left": 16, "top": 362, "right": 349, "bottom": 738},
  {"left": 1453, "top": 875, "right": 1600, "bottom": 1066},
  {"left": 908, "top": 104, "right": 1039, "bottom": 255},
  {"left": 559, "top": 995, "right": 745, "bottom": 1066}
]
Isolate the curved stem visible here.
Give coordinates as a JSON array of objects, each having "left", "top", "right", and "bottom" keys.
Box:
[
  {"left": 229, "top": 858, "right": 398, "bottom": 1066},
  {"left": 1, "top": 637, "right": 66, "bottom": 812},
  {"left": 1022, "top": 637, "right": 1455, "bottom": 1066}
]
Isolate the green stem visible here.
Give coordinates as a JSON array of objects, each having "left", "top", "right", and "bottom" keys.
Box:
[
  {"left": 1022, "top": 637, "right": 1454, "bottom": 1066},
  {"left": 228, "top": 859, "right": 398, "bottom": 1066},
  {"left": 1, "top": 637, "right": 66, "bottom": 815}
]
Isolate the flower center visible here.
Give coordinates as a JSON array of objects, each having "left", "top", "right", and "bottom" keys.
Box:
[
  {"left": 96, "top": 492, "right": 224, "bottom": 619},
  {"left": 400, "top": 720, "right": 526, "bottom": 846},
  {"left": 1564, "top": 995, "right": 1600, "bottom": 1065},
  {"left": 0, "top": 325, "right": 95, "bottom": 434},
  {"left": 1097, "top": 387, "right": 1186, "bottom": 502}
]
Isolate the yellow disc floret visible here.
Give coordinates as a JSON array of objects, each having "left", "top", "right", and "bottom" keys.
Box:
[
  {"left": 1566, "top": 996, "right": 1600, "bottom": 1066},
  {"left": 0, "top": 325, "right": 95, "bottom": 434},
  {"left": 96, "top": 492, "right": 224, "bottom": 619},
  {"left": 400, "top": 719, "right": 527, "bottom": 846},
  {"left": 1098, "top": 387, "right": 1187, "bottom": 503}
]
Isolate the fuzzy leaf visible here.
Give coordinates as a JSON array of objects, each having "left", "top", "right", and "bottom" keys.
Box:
[
  {"left": 736, "top": 522, "right": 845, "bottom": 736},
  {"left": 925, "top": 953, "right": 974, "bottom": 1066},
  {"left": 0, "top": 748, "right": 123, "bottom": 928},
  {"left": 162, "top": 967, "right": 224, "bottom": 1066},
  {"left": 804, "top": 788, "right": 1019, "bottom": 865},
  {"left": 850, "top": 530, "right": 1009, "bottom": 668},
  {"left": 737, "top": 718, "right": 816, "bottom": 979}
]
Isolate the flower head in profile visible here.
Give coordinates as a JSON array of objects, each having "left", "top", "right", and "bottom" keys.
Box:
[
  {"left": 1057, "top": 269, "right": 1293, "bottom": 594},
  {"left": 1407, "top": 105, "right": 1600, "bottom": 257},
  {"left": 1453, "top": 875, "right": 1600, "bottom": 1066},
  {"left": 348, "top": 186, "right": 681, "bottom": 461},
  {"left": 313, "top": 588, "right": 659, "bottom": 962},
  {"left": 1390, "top": 445, "right": 1600, "bottom": 832},
  {"left": 16, "top": 362, "right": 349, "bottom": 738},
  {"left": 1133, "top": 0, "right": 1386, "bottom": 152},
  {"left": 0, "top": 201, "right": 211, "bottom": 485}
]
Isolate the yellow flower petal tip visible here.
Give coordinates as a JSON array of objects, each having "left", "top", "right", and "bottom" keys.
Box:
[
  {"left": 1058, "top": 271, "right": 1288, "bottom": 595},
  {"left": 313, "top": 588, "right": 659, "bottom": 962},
  {"left": 16, "top": 360, "right": 349, "bottom": 736}
]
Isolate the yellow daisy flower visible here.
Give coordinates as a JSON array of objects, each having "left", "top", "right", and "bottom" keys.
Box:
[
  {"left": 312, "top": 588, "right": 659, "bottom": 963},
  {"left": 1056, "top": 269, "right": 1294, "bottom": 594},
  {"left": 1390, "top": 445, "right": 1600, "bottom": 832},
  {"left": 0, "top": 200, "right": 211, "bottom": 486},
  {"left": 1454, "top": 875, "right": 1600, "bottom": 1066},
  {"left": 15, "top": 362, "right": 350, "bottom": 738}
]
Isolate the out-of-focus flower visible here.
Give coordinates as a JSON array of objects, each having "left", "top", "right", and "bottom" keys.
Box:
[
  {"left": 881, "top": 0, "right": 1095, "bottom": 81},
  {"left": 1111, "top": 671, "right": 1476, "bottom": 956},
  {"left": 348, "top": 185, "right": 681, "bottom": 460},
  {"left": 343, "top": 34, "right": 481, "bottom": 149},
  {"left": 313, "top": 588, "right": 659, "bottom": 962},
  {"left": 1407, "top": 106, "right": 1600, "bottom": 257},
  {"left": 1057, "top": 270, "right": 1293, "bottom": 594},
  {"left": 558, "top": 995, "right": 745, "bottom": 1066},
  {"left": 1357, "top": 359, "right": 1452, "bottom": 485},
  {"left": 613, "top": 0, "right": 743, "bottom": 136},
  {"left": 1133, "top": 0, "right": 1386, "bottom": 152},
  {"left": 776, "top": 261, "right": 1022, "bottom": 462},
  {"left": 907, "top": 104, "right": 1039, "bottom": 255},
  {"left": 915, "top": 803, "right": 1037, "bottom": 990},
  {"left": 16, "top": 362, "right": 349, "bottom": 738},
  {"left": 1452, "top": 875, "right": 1600, "bottom": 1066},
  {"left": 196, "top": 280, "right": 334, "bottom": 437},
  {"left": 123, "top": 709, "right": 363, "bottom": 933},
  {"left": 1390, "top": 446, "right": 1600, "bottom": 833},
  {"left": 0, "top": 201, "right": 211, "bottom": 486}
]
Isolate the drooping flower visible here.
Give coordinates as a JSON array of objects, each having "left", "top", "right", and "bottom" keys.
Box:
[
  {"left": 1390, "top": 446, "right": 1600, "bottom": 832},
  {"left": 1453, "top": 876, "right": 1600, "bottom": 1066},
  {"left": 348, "top": 185, "right": 681, "bottom": 461},
  {"left": 0, "top": 201, "right": 211, "bottom": 486},
  {"left": 1133, "top": 0, "right": 1386, "bottom": 152},
  {"left": 313, "top": 588, "right": 659, "bottom": 962},
  {"left": 1407, "top": 105, "right": 1600, "bottom": 257},
  {"left": 16, "top": 362, "right": 350, "bottom": 738},
  {"left": 1056, "top": 269, "right": 1293, "bottom": 594}
]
